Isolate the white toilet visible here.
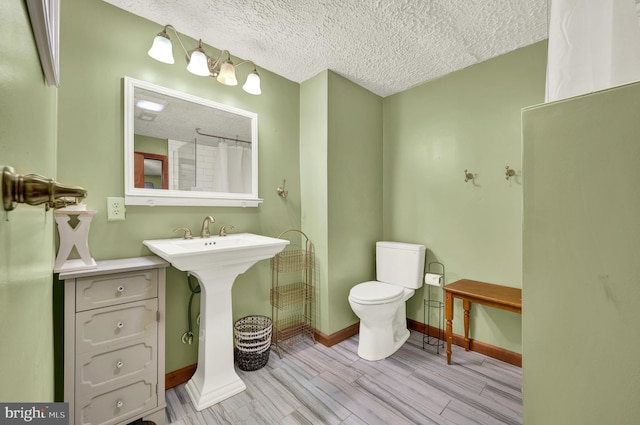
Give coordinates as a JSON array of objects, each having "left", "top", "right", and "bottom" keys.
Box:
[{"left": 348, "top": 241, "right": 425, "bottom": 361}]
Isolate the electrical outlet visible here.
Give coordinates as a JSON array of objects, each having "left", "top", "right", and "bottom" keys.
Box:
[{"left": 107, "top": 197, "right": 126, "bottom": 221}]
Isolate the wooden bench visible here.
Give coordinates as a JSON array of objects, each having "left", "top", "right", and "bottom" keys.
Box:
[{"left": 444, "top": 279, "right": 522, "bottom": 365}]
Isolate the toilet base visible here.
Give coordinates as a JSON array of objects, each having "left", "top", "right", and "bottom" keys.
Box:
[{"left": 357, "top": 325, "right": 410, "bottom": 361}]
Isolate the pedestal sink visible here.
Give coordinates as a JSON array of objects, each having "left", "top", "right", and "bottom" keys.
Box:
[{"left": 143, "top": 233, "right": 289, "bottom": 410}]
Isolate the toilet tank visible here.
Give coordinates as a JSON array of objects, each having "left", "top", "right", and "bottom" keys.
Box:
[{"left": 376, "top": 241, "right": 426, "bottom": 289}]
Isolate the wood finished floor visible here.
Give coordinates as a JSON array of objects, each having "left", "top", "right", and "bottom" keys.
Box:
[{"left": 165, "top": 331, "right": 522, "bottom": 425}]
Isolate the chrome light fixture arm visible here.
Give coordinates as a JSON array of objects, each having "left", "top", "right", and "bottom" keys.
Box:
[
  {"left": 233, "top": 59, "right": 260, "bottom": 77},
  {"left": 156, "top": 25, "right": 192, "bottom": 61},
  {"left": 233, "top": 59, "right": 255, "bottom": 69},
  {"left": 208, "top": 50, "right": 231, "bottom": 76}
]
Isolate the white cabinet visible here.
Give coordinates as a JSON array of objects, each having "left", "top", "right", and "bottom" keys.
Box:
[{"left": 60, "top": 257, "right": 168, "bottom": 425}]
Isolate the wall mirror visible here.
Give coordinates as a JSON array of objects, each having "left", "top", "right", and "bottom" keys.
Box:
[{"left": 124, "top": 76, "right": 261, "bottom": 206}]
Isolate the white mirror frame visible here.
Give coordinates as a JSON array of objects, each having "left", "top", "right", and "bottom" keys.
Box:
[{"left": 123, "top": 77, "right": 262, "bottom": 207}]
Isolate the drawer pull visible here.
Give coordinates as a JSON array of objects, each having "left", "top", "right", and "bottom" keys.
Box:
[
  {"left": 116, "top": 285, "right": 125, "bottom": 293},
  {"left": 116, "top": 400, "right": 123, "bottom": 409},
  {"left": 116, "top": 321, "right": 124, "bottom": 329},
  {"left": 116, "top": 361, "right": 124, "bottom": 369}
]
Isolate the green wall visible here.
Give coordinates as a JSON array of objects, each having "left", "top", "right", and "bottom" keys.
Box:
[
  {"left": 382, "top": 41, "right": 547, "bottom": 353},
  {"left": 57, "top": 0, "right": 301, "bottom": 373},
  {"left": 134, "top": 134, "right": 168, "bottom": 156},
  {"left": 523, "top": 83, "right": 640, "bottom": 424},
  {"left": 0, "top": 1, "right": 58, "bottom": 401},
  {"left": 299, "top": 72, "right": 330, "bottom": 331},
  {"left": 326, "top": 72, "right": 383, "bottom": 334},
  {"left": 300, "top": 71, "right": 383, "bottom": 335}
]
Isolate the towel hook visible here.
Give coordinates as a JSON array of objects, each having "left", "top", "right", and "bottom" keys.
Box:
[
  {"left": 276, "top": 179, "right": 288, "bottom": 198},
  {"left": 505, "top": 166, "right": 516, "bottom": 180},
  {"left": 464, "top": 169, "right": 474, "bottom": 182}
]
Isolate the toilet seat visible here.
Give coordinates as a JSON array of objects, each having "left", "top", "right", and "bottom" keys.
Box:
[{"left": 349, "top": 281, "right": 404, "bottom": 305}]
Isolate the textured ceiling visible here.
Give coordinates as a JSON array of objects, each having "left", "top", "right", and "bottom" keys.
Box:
[{"left": 103, "top": 0, "right": 549, "bottom": 97}]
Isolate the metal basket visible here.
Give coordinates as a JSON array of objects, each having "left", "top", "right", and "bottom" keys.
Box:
[{"left": 234, "top": 315, "right": 272, "bottom": 371}]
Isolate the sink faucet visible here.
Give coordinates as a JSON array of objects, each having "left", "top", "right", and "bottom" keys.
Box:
[
  {"left": 200, "top": 215, "right": 215, "bottom": 238},
  {"left": 218, "top": 224, "right": 235, "bottom": 237},
  {"left": 173, "top": 227, "right": 193, "bottom": 239}
]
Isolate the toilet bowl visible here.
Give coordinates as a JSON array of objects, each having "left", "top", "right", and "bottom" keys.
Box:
[
  {"left": 348, "top": 242, "right": 425, "bottom": 361},
  {"left": 349, "top": 282, "right": 415, "bottom": 361}
]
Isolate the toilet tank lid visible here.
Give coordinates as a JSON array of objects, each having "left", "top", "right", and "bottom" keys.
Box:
[{"left": 376, "top": 241, "right": 425, "bottom": 251}]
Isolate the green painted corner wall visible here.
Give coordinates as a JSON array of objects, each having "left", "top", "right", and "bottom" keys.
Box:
[
  {"left": 300, "top": 71, "right": 383, "bottom": 335},
  {"left": 522, "top": 83, "right": 640, "bottom": 424},
  {"left": 299, "top": 71, "right": 330, "bottom": 331},
  {"left": 57, "top": 0, "right": 301, "bottom": 373},
  {"left": 382, "top": 41, "right": 548, "bottom": 353},
  {"left": 0, "top": 1, "right": 58, "bottom": 401},
  {"left": 326, "top": 72, "right": 383, "bottom": 334}
]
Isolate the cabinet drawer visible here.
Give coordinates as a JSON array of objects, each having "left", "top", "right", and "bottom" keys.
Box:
[
  {"left": 76, "top": 299, "right": 157, "bottom": 354},
  {"left": 76, "top": 334, "right": 156, "bottom": 395},
  {"left": 76, "top": 270, "right": 158, "bottom": 312},
  {"left": 76, "top": 378, "right": 157, "bottom": 425}
]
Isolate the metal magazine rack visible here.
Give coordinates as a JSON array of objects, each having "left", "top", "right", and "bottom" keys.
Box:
[{"left": 270, "top": 229, "right": 316, "bottom": 358}]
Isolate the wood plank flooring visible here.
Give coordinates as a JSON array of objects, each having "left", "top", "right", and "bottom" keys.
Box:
[{"left": 165, "top": 331, "right": 522, "bottom": 425}]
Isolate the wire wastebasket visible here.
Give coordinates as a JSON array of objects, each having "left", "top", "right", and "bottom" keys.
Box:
[{"left": 234, "top": 315, "right": 272, "bottom": 371}]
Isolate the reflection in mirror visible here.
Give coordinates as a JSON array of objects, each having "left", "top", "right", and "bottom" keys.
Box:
[
  {"left": 124, "top": 77, "right": 261, "bottom": 207},
  {"left": 134, "top": 152, "right": 168, "bottom": 189}
]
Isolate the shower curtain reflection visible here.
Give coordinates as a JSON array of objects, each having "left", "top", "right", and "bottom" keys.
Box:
[{"left": 169, "top": 137, "right": 252, "bottom": 193}]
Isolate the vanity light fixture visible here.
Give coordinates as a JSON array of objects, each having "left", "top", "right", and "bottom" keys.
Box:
[{"left": 147, "top": 25, "right": 262, "bottom": 95}]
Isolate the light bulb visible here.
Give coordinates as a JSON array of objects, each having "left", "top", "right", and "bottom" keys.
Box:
[
  {"left": 186, "top": 49, "right": 210, "bottom": 76},
  {"left": 242, "top": 71, "right": 261, "bottom": 95},
  {"left": 217, "top": 61, "right": 238, "bottom": 86},
  {"left": 147, "top": 33, "right": 175, "bottom": 64}
]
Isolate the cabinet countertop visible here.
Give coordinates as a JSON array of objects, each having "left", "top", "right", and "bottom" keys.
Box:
[{"left": 58, "top": 255, "right": 169, "bottom": 280}]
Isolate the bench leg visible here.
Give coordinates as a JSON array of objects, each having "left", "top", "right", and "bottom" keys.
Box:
[
  {"left": 463, "top": 299, "right": 471, "bottom": 351},
  {"left": 445, "top": 293, "right": 453, "bottom": 364}
]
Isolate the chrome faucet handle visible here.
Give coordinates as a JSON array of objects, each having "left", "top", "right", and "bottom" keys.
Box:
[
  {"left": 201, "top": 215, "right": 215, "bottom": 238},
  {"left": 218, "top": 224, "right": 235, "bottom": 237},
  {"left": 173, "top": 227, "right": 193, "bottom": 239}
]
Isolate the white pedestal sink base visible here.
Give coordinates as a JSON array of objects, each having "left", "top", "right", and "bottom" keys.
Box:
[
  {"left": 142, "top": 233, "right": 289, "bottom": 411},
  {"left": 184, "top": 267, "right": 249, "bottom": 411},
  {"left": 185, "top": 371, "right": 246, "bottom": 411}
]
